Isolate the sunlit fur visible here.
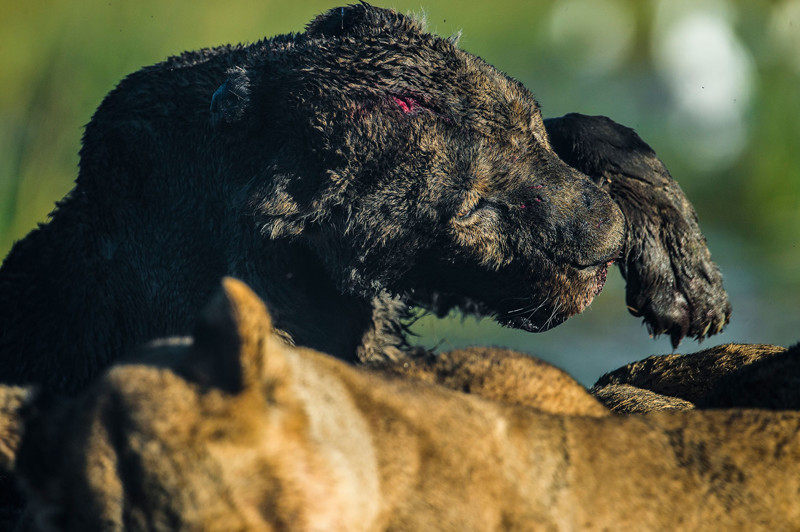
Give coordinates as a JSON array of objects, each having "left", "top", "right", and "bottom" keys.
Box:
[{"left": 2, "top": 279, "right": 799, "bottom": 530}]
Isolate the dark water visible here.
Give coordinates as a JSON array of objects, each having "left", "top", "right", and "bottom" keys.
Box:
[{"left": 409, "top": 228, "right": 799, "bottom": 386}]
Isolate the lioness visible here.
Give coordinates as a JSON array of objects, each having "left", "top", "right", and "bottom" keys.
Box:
[
  {"left": 592, "top": 343, "right": 800, "bottom": 413},
  {"left": 374, "top": 346, "right": 609, "bottom": 417},
  {"left": 1, "top": 278, "right": 797, "bottom": 531},
  {"left": 0, "top": 4, "right": 728, "bottom": 396}
]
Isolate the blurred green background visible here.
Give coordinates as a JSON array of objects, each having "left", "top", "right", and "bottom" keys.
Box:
[{"left": 1, "top": 0, "right": 798, "bottom": 384}]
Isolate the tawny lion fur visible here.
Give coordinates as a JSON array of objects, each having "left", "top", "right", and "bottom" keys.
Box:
[
  {"left": 591, "top": 343, "right": 793, "bottom": 413},
  {"left": 1, "top": 279, "right": 798, "bottom": 531}
]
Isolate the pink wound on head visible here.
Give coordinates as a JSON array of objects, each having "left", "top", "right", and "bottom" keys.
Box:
[{"left": 391, "top": 95, "right": 419, "bottom": 114}]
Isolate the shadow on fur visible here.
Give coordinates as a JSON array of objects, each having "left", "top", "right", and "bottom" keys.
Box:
[{"left": 1, "top": 278, "right": 798, "bottom": 530}]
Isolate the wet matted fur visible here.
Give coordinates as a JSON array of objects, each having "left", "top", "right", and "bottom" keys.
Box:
[
  {"left": 0, "top": 4, "right": 624, "bottom": 395},
  {"left": 545, "top": 114, "right": 730, "bottom": 347},
  {"left": 0, "top": 4, "right": 728, "bottom": 396},
  {"left": 1, "top": 279, "right": 798, "bottom": 531}
]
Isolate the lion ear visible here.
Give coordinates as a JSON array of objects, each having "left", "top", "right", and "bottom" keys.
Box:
[
  {"left": 210, "top": 67, "right": 253, "bottom": 128},
  {"left": 188, "top": 277, "right": 273, "bottom": 392},
  {"left": 0, "top": 385, "right": 37, "bottom": 473},
  {"left": 304, "top": 3, "right": 424, "bottom": 39}
]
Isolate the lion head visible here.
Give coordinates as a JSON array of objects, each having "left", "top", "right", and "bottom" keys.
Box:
[{"left": 212, "top": 4, "right": 625, "bottom": 333}]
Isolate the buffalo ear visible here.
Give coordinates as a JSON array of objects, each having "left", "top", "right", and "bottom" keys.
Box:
[
  {"left": 210, "top": 66, "right": 253, "bottom": 128},
  {"left": 304, "top": 3, "right": 424, "bottom": 39},
  {"left": 186, "top": 277, "right": 274, "bottom": 393},
  {"left": 0, "top": 385, "right": 37, "bottom": 473}
]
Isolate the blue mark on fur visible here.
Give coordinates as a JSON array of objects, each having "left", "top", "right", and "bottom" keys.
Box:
[{"left": 210, "top": 81, "right": 229, "bottom": 114}]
